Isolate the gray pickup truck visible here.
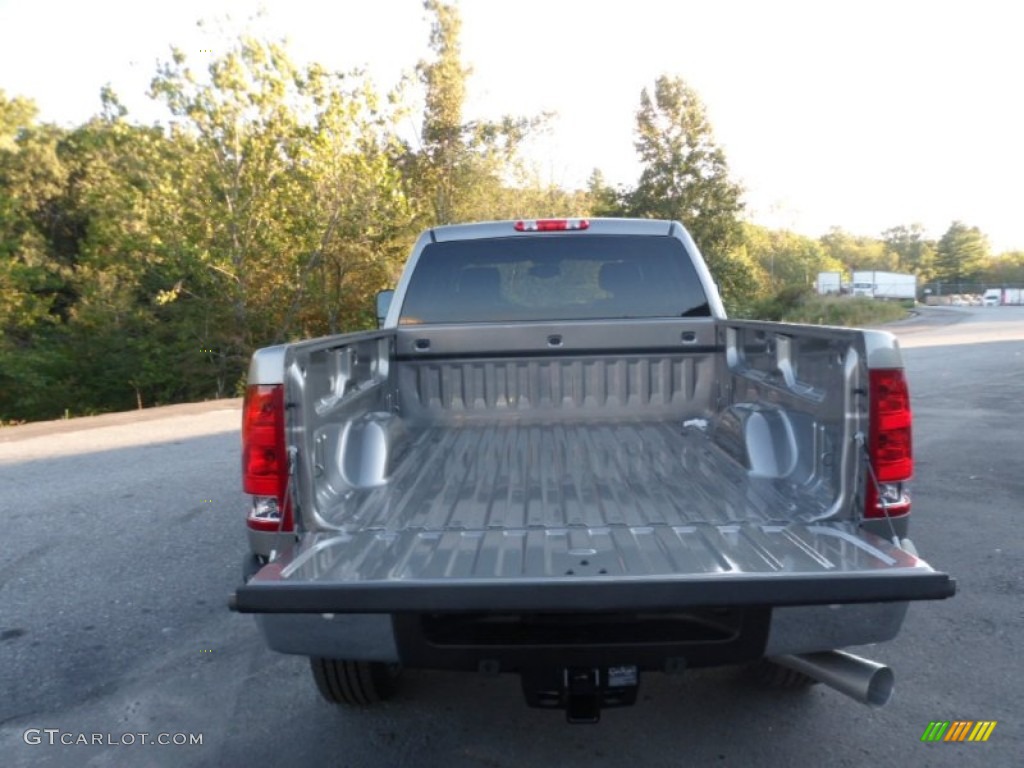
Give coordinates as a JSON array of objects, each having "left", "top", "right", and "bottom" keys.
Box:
[{"left": 230, "top": 218, "right": 955, "bottom": 722}]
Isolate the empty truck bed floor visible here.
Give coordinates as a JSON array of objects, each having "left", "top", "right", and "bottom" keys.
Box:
[
  {"left": 325, "top": 421, "right": 831, "bottom": 533},
  {"left": 236, "top": 421, "right": 956, "bottom": 612},
  {"left": 317, "top": 421, "right": 839, "bottom": 540}
]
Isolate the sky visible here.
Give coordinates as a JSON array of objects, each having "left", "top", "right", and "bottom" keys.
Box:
[{"left": 1, "top": 0, "right": 1021, "bottom": 252}]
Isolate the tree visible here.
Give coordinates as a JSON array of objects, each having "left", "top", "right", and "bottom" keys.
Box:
[
  {"left": 934, "top": 221, "right": 988, "bottom": 288},
  {"left": 149, "top": 38, "right": 311, "bottom": 360},
  {"left": 819, "top": 227, "right": 891, "bottom": 272},
  {"left": 0, "top": 15, "right": 570, "bottom": 423},
  {"left": 621, "top": 75, "right": 755, "bottom": 306},
  {"left": 407, "top": 0, "right": 543, "bottom": 226},
  {"left": 0, "top": 96, "right": 80, "bottom": 421},
  {"left": 0, "top": 90, "right": 39, "bottom": 151},
  {"left": 744, "top": 224, "right": 841, "bottom": 289},
  {"left": 882, "top": 224, "right": 935, "bottom": 280},
  {"left": 58, "top": 108, "right": 206, "bottom": 410},
  {"left": 290, "top": 69, "right": 414, "bottom": 335},
  {"left": 980, "top": 250, "right": 1024, "bottom": 286},
  {"left": 148, "top": 37, "right": 413, "bottom": 370},
  {"left": 585, "top": 168, "right": 623, "bottom": 217},
  {"left": 415, "top": 0, "right": 467, "bottom": 224}
]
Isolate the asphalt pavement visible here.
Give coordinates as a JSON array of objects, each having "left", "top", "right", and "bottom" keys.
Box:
[{"left": 1, "top": 306, "right": 1020, "bottom": 767}]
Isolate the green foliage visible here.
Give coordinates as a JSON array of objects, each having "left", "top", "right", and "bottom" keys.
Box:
[
  {"left": 784, "top": 295, "right": 907, "bottom": 327},
  {"left": 621, "top": 75, "right": 756, "bottom": 306},
  {"left": 746, "top": 286, "right": 907, "bottom": 326},
  {"left": 980, "top": 250, "right": 1024, "bottom": 285},
  {"left": 0, "top": 90, "right": 39, "bottom": 151},
  {"left": 408, "top": 0, "right": 546, "bottom": 226},
  {"left": 585, "top": 169, "right": 622, "bottom": 217},
  {"left": 0, "top": 14, "right": 1013, "bottom": 424},
  {"left": 819, "top": 227, "right": 892, "bottom": 272},
  {"left": 934, "top": 221, "right": 989, "bottom": 287},
  {"left": 0, "top": 7, "right": 561, "bottom": 423},
  {"left": 882, "top": 224, "right": 935, "bottom": 280},
  {"left": 743, "top": 224, "right": 841, "bottom": 291},
  {"left": 742, "top": 285, "right": 803, "bottom": 321}
]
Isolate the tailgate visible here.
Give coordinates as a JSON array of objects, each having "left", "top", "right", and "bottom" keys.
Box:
[{"left": 232, "top": 522, "right": 955, "bottom": 613}]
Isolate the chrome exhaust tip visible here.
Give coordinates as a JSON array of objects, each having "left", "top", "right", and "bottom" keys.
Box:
[{"left": 772, "top": 650, "right": 894, "bottom": 707}]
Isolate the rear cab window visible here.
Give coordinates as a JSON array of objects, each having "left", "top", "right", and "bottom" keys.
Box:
[{"left": 398, "top": 235, "right": 710, "bottom": 324}]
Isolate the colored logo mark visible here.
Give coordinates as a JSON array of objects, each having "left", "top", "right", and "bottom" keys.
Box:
[{"left": 921, "top": 721, "right": 997, "bottom": 742}]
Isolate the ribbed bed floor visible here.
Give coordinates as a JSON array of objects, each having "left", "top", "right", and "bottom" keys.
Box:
[
  {"left": 270, "top": 422, "right": 924, "bottom": 591},
  {"left": 324, "top": 421, "right": 832, "bottom": 533}
]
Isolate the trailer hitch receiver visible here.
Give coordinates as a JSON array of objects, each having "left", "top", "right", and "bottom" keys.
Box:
[{"left": 521, "top": 666, "right": 640, "bottom": 723}]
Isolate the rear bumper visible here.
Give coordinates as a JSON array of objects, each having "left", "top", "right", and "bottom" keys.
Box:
[
  {"left": 246, "top": 527, "right": 295, "bottom": 559},
  {"left": 250, "top": 601, "right": 911, "bottom": 665},
  {"left": 256, "top": 612, "right": 400, "bottom": 661}
]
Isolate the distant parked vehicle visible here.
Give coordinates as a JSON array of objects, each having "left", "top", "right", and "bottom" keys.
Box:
[
  {"left": 851, "top": 271, "right": 916, "bottom": 300},
  {"left": 816, "top": 271, "right": 842, "bottom": 295},
  {"left": 983, "top": 288, "right": 1024, "bottom": 306}
]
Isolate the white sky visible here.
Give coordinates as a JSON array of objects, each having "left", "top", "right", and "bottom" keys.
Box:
[{"left": 1, "top": 0, "right": 1021, "bottom": 252}]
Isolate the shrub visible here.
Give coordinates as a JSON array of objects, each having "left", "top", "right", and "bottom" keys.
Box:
[{"left": 741, "top": 289, "right": 908, "bottom": 327}]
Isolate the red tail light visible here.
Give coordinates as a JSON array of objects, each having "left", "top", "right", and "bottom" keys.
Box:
[
  {"left": 514, "top": 218, "right": 589, "bottom": 232},
  {"left": 242, "top": 384, "right": 293, "bottom": 532},
  {"left": 865, "top": 369, "right": 913, "bottom": 518}
]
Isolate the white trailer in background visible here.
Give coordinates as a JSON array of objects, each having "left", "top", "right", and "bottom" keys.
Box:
[
  {"left": 996, "top": 288, "right": 1024, "bottom": 305},
  {"left": 816, "top": 271, "right": 842, "bottom": 295},
  {"left": 851, "top": 271, "right": 916, "bottom": 300}
]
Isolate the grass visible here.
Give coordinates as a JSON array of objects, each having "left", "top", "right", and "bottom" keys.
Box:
[
  {"left": 741, "top": 288, "right": 910, "bottom": 327},
  {"left": 779, "top": 295, "right": 908, "bottom": 326}
]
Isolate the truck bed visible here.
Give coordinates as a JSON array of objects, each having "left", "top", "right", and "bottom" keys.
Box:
[
  {"left": 234, "top": 320, "right": 956, "bottom": 615},
  {"left": 236, "top": 418, "right": 952, "bottom": 614},
  {"left": 327, "top": 420, "right": 831, "bottom": 533}
]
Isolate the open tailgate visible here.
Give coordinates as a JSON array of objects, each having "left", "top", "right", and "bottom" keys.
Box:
[{"left": 232, "top": 522, "right": 955, "bottom": 613}]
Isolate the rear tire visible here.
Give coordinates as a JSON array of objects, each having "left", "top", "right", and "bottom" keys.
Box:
[
  {"left": 242, "top": 554, "right": 267, "bottom": 583},
  {"left": 309, "top": 658, "right": 402, "bottom": 706},
  {"left": 751, "top": 660, "right": 820, "bottom": 689}
]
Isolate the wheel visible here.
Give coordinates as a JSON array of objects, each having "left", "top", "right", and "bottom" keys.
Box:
[
  {"left": 309, "top": 658, "right": 402, "bottom": 706},
  {"left": 242, "top": 554, "right": 267, "bottom": 583},
  {"left": 750, "top": 660, "right": 820, "bottom": 689}
]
